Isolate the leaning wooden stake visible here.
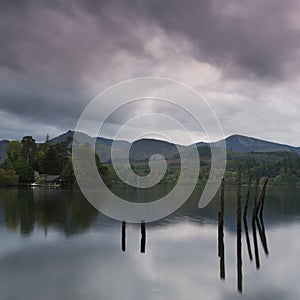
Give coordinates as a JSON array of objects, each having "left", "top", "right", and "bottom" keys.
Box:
[
  {"left": 255, "top": 177, "right": 268, "bottom": 217},
  {"left": 252, "top": 217, "right": 260, "bottom": 269},
  {"left": 218, "top": 178, "right": 225, "bottom": 280},
  {"left": 254, "top": 178, "right": 260, "bottom": 213},
  {"left": 256, "top": 215, "right": 269, "bottom": 256},
  {"left": 258, "top": 214, "right": 269, "bottom": 256},
  {"left": 252, "top": 179, "right": 260, "bottom": 269},
  {"left": 258, "top": 178, "right": 268, "bottom": 219},
  {"left": 121, "top": 221, "right": 126, "bottom": 252},
  {"left": 243, "top": 175, "right": 252, "bottom": 220},
  {"left": 237, "top": 167, "right": 243, "bottom": 293},
  {"left": 140, "top": 221, "right": 146, "bottom": 253},
  {"left": 243, "top": 175, "right": 253, "bottom": 261}
]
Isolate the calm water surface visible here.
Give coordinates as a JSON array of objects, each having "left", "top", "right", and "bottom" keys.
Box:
[{"left": 0, "top": 185, "right": 300, "bottom": 300}]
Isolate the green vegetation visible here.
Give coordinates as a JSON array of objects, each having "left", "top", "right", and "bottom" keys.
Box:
[
  {"left": 0, "top": 188, "right": 98, "bottom": 236},
  {"left": 111, "top": 147, "right": 300, "bottom": 187},
  {"left": 226, "top": 150, "right": 300, "bottom": 186},
  {"left": 1, "top": 136, "right": 300, "bottom": 187},
  {"left": 0, "top": 169, "right": 18, "bottom": 186},
  {"left": 0, "top": 135, "right": 112, "bottom": 186}
]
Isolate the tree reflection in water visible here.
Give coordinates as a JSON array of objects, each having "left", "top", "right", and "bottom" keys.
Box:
[{"left": 0, "top": 188, "right": 99, "bottom": 236}]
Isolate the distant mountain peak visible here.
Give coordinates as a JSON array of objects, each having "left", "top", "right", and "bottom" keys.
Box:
[
  {"left": 1, "top": 132, "right": 299, "bottom": 165},
  {"left": 225, "top": 134, "right": 299, "bottom": 153}
]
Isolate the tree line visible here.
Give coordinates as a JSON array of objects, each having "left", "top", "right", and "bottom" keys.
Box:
[
  {"left": 1, "top": 138, "right": 300, "bottom": 186},
  {"left": 0, "top": 135, "right": 112, "bottom": 186},
  {"left": 111, "top": 147, "right": 300, "bottom": 186}
]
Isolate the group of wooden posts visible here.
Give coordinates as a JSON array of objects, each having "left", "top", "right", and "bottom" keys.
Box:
[
  {"left": 119, "top": 171, "right": 269, "bottom": 292},
  {"left": 121, "top": 220, "right": 146, "bottom": 253},
  {"left": 218, "top": 169, "right": 269, "bottom": 293}
]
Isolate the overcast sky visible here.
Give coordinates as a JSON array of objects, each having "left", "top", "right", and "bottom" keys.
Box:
[{"left": 1, "top": 0, "right": 300, "bottom": 145}]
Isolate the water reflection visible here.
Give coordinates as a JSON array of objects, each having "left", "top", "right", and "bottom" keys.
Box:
[
  {"left": 218, "top": 179, "right": 225, "bottom": 280},
  {"left": 120, "top": 221, "right": 147, "bottom": 253},
  {"left": 217, "top": 178, "right": 271, "bottom": 293},
  {"left": 141, "top": 221, "right": 146, "bottom": 254},
  {"left": 121, "top": 221, "right": 126, "bottom": 252},
  {"left": 244, "top": 176, "right": 253, "bottom": 261},
  {"left": 0, "top": 188, "right": 99, "bottom": 236},
  {"left": 0, "top": 185, "right": 300, "bottom": 299}
]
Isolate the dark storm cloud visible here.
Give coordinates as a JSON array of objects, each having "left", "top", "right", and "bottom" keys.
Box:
[
  {"left": 0, "top": 0, "right": 300, "bottom": 142},
  {"left": 0, "top": 0, "right": 150, "bottom": 134},
  {"left": 127, "top": 0, "right": 300, "bottom": 80},
  {"left": 51, "top": 0, "right": 300, "bottom": 81}
]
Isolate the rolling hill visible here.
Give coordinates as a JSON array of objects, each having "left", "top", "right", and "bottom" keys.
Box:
[
  {"left": 0, "top": 132, "right": 299, "bottom": 164},
  {"left": 224, "top": 134, "right": 300, "bottom": 154}
]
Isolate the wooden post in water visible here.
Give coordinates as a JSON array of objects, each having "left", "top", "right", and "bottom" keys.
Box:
[
  {"left": 252, "top": 180, "right": 260, "bottom": 269},
  {"left": 243, "top": 175, "right": 252, "bottom": 220},
  {"left": 256, "top": 216, "right": 269, "bottom": 256},
  {"left": 141, "top": 221, "right": 146, "bottom": 254},
  {"left": 252, "top": 177, "right": 269, "bottom": 267},
  {"left": 254, "top": 177, "right": 268, "bottom": 217},
  {"left": 243, "top": 175, "right": 253, "bottom": 261},
  {"left": 259, "top": 214, "right": 269, "bottom": 256},
  {"left": 218, "top": 178, "right": 225, "bottom": 280},
  {"left": 237, "top": 166, "right": 243, "bottom": 293},
  {"left": 258, "top": 178, "right": 268, "bottom": 219},
  {"left": 121, "top": 221, "right": 126, "bottom": 252},
  {"left": 254, "top": 178, "right": 260, "bottom": 213},
  {"left": 252, "top": 217, "right": 260, "bottom": 269}
]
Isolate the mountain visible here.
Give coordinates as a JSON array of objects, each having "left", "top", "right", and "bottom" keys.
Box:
[
  {"left": 48, "top": 130, "right": 76, "bottom": 145},
  {"left": 96, "top": 137, "right": 183, "bottom": 162},
  {"left": 1, "top": 132, "right": 299, "bottom": 165},
  {"left": 224, "top": 134, "right": 300, "bottom": 154},
  {"left": 129, "top": 139, "right": 185, "bottom": 161},
  {"left": 46, "top": 131, "right": 300, "bottom": 160},
  {"left": 0, "top": 140, "right": 9, "bottom": 164},
  {"left": 48, "top": 130, "right": 131, "bottom": 162}
]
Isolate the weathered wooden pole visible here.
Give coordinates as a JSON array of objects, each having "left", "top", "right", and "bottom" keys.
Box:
[
  {"left": 237, "top": 166, "right": 243, "bottom": 293},
  {"left": 243, "top": 175, "right": 252, "bottom": 220},
  {"left": 259, "top": 215, "right": 269, "bottom": 256},
  {"left": 254, "top": 177, "right": 268, "bottom": 217},
  {"left": 121, "top": 221, "right": 126, "bottom": 252},
  {"left": 258, "top": 178, "right": 268, "bottom": 219},
  {"left": 252, "top": 218, "right": 260, "bottom": 269},
  {"left": 252, "top": 180, "right": 260, "bottom": 269},
  {"left": 140, "top": 221, "right": 146, "bottom": 253},
  {"left": 218, "top": 178, "right": 225, "bottom": 257},
  {"left": 243, "top": 175, "right": 253, "bottom": 261},
  {"left": 252, "top": 178, "right": 259, "bottom": 219},
  {"left": 256, "top": 216, "right": 269, "bottom": 256},
  {"left": 218, "top": 178, "right": 225, "bottom": 280}
]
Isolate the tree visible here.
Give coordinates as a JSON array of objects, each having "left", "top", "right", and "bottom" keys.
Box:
[
  {"left": 61, "top": 158, "right": 75, "bottom": 184},
  {"left": 21, "top": 136, "right": 36, "bottom": 165},
  {"left": 72, "top": 143, "right": 112, "bottom": 187},
  {"left": 14, "top": 157, "right": 34, "bottom": 183},
  {"left": 6, "top": 141, "right": 21, "bottom": 162},
  {"left": 1, "top": 158, "right": 14, "bottom": 171},
  {"left": 0, "top": 168, "right": 19, "bottom": 186},
  {"left": 95, "top": 153, "right": 112, "bottom": 186},
  {"left": 55, "top": 137, "right": 72, "bottom": 171},
  {"left": 43, "top": 145, "right": 61, "bottom": 175},
  {"left": 34, "top": 149, "right": 47, "bottom": 173}
]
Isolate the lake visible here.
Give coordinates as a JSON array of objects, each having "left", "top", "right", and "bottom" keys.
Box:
[{"left": 0, "top": 185, "right": 300, "bottom": 300}]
